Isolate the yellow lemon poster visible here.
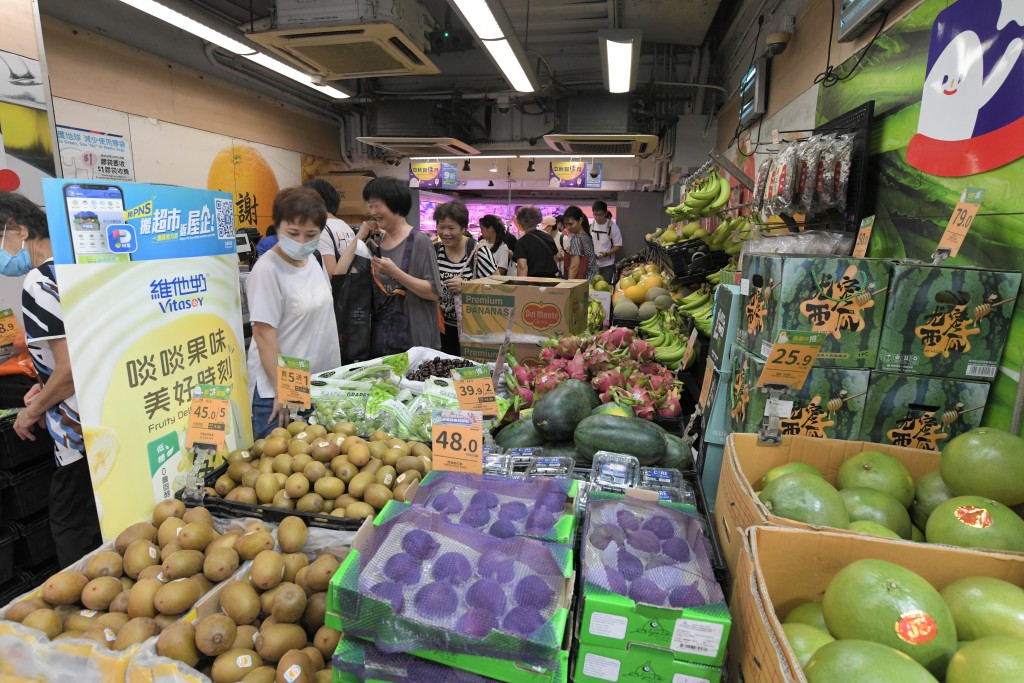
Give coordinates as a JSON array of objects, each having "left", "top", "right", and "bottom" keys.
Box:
[{"left": 42, "top": 179, "right": 251, "bottom": 538}]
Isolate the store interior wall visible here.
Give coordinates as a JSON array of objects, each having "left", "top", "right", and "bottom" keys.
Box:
[{"left": 615, "top": 192, "right": 673, "bottom": 258}]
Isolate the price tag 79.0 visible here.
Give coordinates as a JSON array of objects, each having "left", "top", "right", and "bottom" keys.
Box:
[
  {"left": 276, "top": 355, "right": 311, "bottom": 409},
  {"left": 431, "top": 409, "right": 483, "bottom": 474},
  {"left": 937, "top": 187, "right": 985, "bottom": 258},
  {"left": 186, "top": 384, "right": 231, "bottom": 449},
  {"left": 452, "top": 365, "right": 497, "bottom": 416},
  {"left": 0, "top": 309, "right": 20, "bottom": 347},
  {"left": 757, "top": 330, "right": 825, "bottom": 391}
]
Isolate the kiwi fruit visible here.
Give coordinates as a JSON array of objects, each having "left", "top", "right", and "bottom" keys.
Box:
[
  {"left": 163, "top": 549, "right": 204, "bottom": 580},
  {"left": 295, "top": 493, "right": 324, "bottom": 513},
  {"left": 312, "top": 625, "right": 342, "bottom": 659},
  {"left": 251, "top": 550, "right": 286, "bottom": 591},
  {"left": 301, "top": 593, "right": 327, "bottom": 633},
  {"left": 286, "top": 421, "right": 307, "bottom": 436},
  {"left": 284, "top": 473, "right": 309, "bottom": 500},
  {"left": 392, "top": 480, "right": 414, "bottom": 503},
  {"left": 361, "top": 456, "right": 384, "bottom": 475},
  {"left": 339, "top": 435, "right": 362, "bottom": 454},
  {"left": 212, "top": 648, "right": 263, "bottom": 683},
  {"left": 312, "top": 477, "right": 344, "bottom": 500},
  {"left": 242, "top": 469, "right": 262, "bottom": 489},
  {"left": 235, "top": 530, "right": 275, "bottom": 561},
  {"left": 220, "top": 580, "right": 261, "bottom": 625},
  {"left": 309, "top": 443, "right": 337, "bottom": 465},
  {"left": 214, "top": 474, "right": 237, "bottom": 497},
  {"left": 262, "top": 437, "right": 289, "bottom": 459},
  {"left": 395, "top": 469, "right": 421, "bottom": 486},
  {"left": 136, "top": 564, "right": 166, "bottom": 582},
  {"left": 395, "top": 456, "right": 425, "bottom": 474},
  {"left": 153, "top": 577, "right": 202, "bottom": 615},
  {"left": 319, "top": 498, "right": 334, "bottom": 514},
  {"left": 313, "top": 670, "right": 332, "bottom": 683},
  {"left": 127, "top": 578, "right": 162, "bottom": 619},
  {"left": 270, "top": 582, "right": 307, "bottom": 623},
  {"left": 304, "top": 556, "right": 339, "bottom": 592},
  {"left": 277, "top": 517, "right": 308, "bottom": 554},
  {"left": 195, "top": 613, "right": 238, "bottom": 656},
  {"left": 227, "top": 460, "right": 253, "bottom": 482},
  {"left": 84, "top": 551, "right": 124, "bottom": 580},
  {"left": 232, "top": 624, "right": 259, "bottom": 650},
  {"left": 80, "top": 626, "right": 117, "bottom": 648},
  {"left": 247, "top": 521, "right": 271, "bottom": 534},
  {"left": 119, "top": 576, "right": 135, "bottom": 590},
  {"left": 272, "top": 454, "right": 293, "bottom": 476},
  {"left": 153, "top": 612, "right": 180, "bottom": 630},
  {"left": 301, "top": 645, "right": 325, "bottom": 671},
  {"left": 334, "top": 494, "right": 357, "bottom": 509},
  {"left": 178, "top": 522, "right": 218, "bottom": 552},
  {"left": 369, "top": 430, "right": 389, "bottom": 442},
  {"left": 291, "top": 454, "right": 313, "bottom": 473},
  {"left": 23, "top": 608, "right": 63, "bottom": 638},
  {"left": 5, "top": 597, "right": 48, "bottom": 623},
  {"left": 94, "top": 612, "right": 130, "bottom": 631},
  {"left": 156, "top": 620, "right": 200, "bottom": 666},
  {"left": 409, "top": 441, "right": 432, "bottom": 459},
  {"left": 275, "top": 649, "right": 313, "bottom": 683},
  {"left": 333, "top": 462, "right": 357, "bottom": 484},
  {"left": 346, "top": 443, "right": 370, "bottom": 468},
  {"left": 255, "top": 622, "right": 307, "bottom": 662},
  {"left": 204, "top": 547, "right": 240, "bottom": 582},
  {"left": 64, "top": 608, "right": 104, "bottom": 633},
  {"left": 108, "top": 590, "right": 130, "bottom": 614},
  {"left": 160, "top": 540, "right": 182, "bottom": 563},
  {"left": 281, "top": 553, "right": 309, "bottom": 584},
  {"left": 207, "top": 531, "right": 241, "bottom": 554},
  {"left": 253, "top": 472, "right": 280, "bottom": 503},
  {"left": 347, "top": 472, "right": 373, "bottom": 499},
  {"left": 362, "top": 483, "right": 393, "bottom": 511},
  {"left": 182, "top": 506, "right": 214, "bottom": 526},
  {"left": 42, "top": 571, "right": 89, "bottom": 605},
  {"left": 192, "top": 574, "right": 214, "bottom": 595},
  {"left": 241, "top": 667, "right": 277, "bottom": 683},
  {"left": 375, "top": 465, "right": 397, "bottom": 487},
  {"left": 226, "top": 487, "right": 259, "bottom": 505},
  {"left": 381, "top": 448, "right": 402, "bottom": 467},
  {"left": 115, "top": 522, "right": 158, "bottom": 553},
  {"left": 114, "top": 617, "right": 160, "bottom": 650},
  {"left": 271, "top": 491, "right": 295, "bottom": 510},
  {"left": 303, "top": 461, "right": 327, "bottom": 483},
  {"left": 344, "top": 502, "right": 374, "bottom": 520},
  {"left": 81, "top": 576, "right": 124, "bottom": 611},
  {"left": 257, "top": 458, "right": 276, "bottom": 475}
]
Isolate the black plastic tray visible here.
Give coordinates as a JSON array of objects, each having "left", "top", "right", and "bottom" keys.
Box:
[
  {"left": 0, "top": 413, "right": 54, "bottom": 471},
  {"left": 0, "top": 460, "right": 53, "bottom": 523},
  {"left": 13, "top": 516, "right": 56, "bottom": 569},
  {"left": 0, "top": 527, "right": 15, "bottom": 585},
  {"left": 0, "top": 574, "right": 29, "bottom": 608}
]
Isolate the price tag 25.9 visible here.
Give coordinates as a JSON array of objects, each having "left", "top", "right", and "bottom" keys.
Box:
[
  {"left": 0, "top": 309, "right": 20, "bottom": 347},
  {"left": 186, "top": 384, "right": 230, "bottom": 449},
  {"left": 452, "top": 366, "right": 497, "bottom": 416},
  {"left": 276, "top": 355, "right": 311, "bottom": 409},
  {"left": 757, "top": 330, "right": 825, "bottom": 391},
  {"left": 937, "top": 187, "right": 985, "bottom": 258},
  {"left": 431, "top": 409, "right": 483, "bottom": 474}
]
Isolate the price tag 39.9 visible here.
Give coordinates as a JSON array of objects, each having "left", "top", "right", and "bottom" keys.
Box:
[
  {"left": 937, "top": 187, "right": 984, "bottom": 258},
  {"left": 0, "top": 309, "right": 20, "bottom": 347},
  {"left": 757, "top": 330, "right": 825, "bottom": 391},
  {"left": 431, "top": 409, "right": 483, "bottom": 474},
  {"left": 276, "top": 355, "right": 311, "bottom": 409},
  {"left": 451, "top": 366, "right": 497, "bottom": 417},
  {"left": 185, "top": 384, "right": 231, "bottom": 449}
]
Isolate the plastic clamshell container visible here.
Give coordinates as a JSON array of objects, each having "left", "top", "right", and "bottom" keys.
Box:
[
  {"left": 526, "top": 457, "right": 575, "bottom": 478},
  {"left": 641, "top": 467, "right": 684, "bottom": 489},
  {"left": 590, "top": 452, "right": 641, "bottom": 491}
]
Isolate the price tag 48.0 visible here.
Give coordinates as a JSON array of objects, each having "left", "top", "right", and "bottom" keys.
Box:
[
  {"left": 186, "top": 384, "right": 231, "bottom": 449},
  {"left": 276, "top": 355, "right": 311, "bottom": 409},
  {"left": 757, "top": 330, "right": 825, "bottom": 391},
  {"left": 431, "top": 409, "right": 483, "bottom": 474},
  {"left": 0, "top": 309, "right": 20, "bottom": 347},
  {"left": 451, "top": 365, "right": 497, "bottom": 416}
]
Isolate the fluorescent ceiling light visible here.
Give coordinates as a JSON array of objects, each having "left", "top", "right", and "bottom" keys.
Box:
[
  {"left": 243, "top": 53, "right": 349, "bottom": 99},
  {"left": 489, "top": 162, "right": 498, "bottom": 173},
  {"left": 599, "top": 29, "right": 642, "bottom": 94},
  {"left": 530, "top": 154, "right": 637, "bottom": 159},
  {"left": 409, "top": 155, "right": 517, "bottom": 160},
  {"left": 450, "top": 0, "right": 504, "bottom": 40},
  {"left": 117, "top": 0, "right": 254, "bottom": 55},
  {"left": 482, "top": 39, "right": 535, "bottom": 93}
]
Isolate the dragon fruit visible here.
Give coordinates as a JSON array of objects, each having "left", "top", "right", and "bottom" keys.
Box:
[
  {"left": 556, "top": 336, "right": 584, "bottom": 358},
  {"left": 539, "top": 346, "right": 558, "bottom": 363},
  {"left": 534, "top": 370, "right": 567, "bottom": 396},
  {"left": 599, "top": 327, "right": 634, "bottom": 350},
  {"left": 612, "top": 386, "right": 657, "bottom": 420},
  {"left": 646, "top": 374, "right": 673, "bottom": 396},
  {"left": 511, "top": 365, "right": 531, "bottom": 387},
  {"left": 657, "top": 389, "right": 683, "bottom": 419},
  {"left": 515, "top": 386, "right": 535, "bottom": 407},
  {"left": 627, "top": 339, "right": 656, "bottom": 362},
  {"left": 592, "top": 368, "right": 628, "bottom": 395},
  {"left": 583, "top": 347, "right": 614, "bottom": 373},
  {"left": 566, "top": 356, "right": 588, "bottom": 382}
]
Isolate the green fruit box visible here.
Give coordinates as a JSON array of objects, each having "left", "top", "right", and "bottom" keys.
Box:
[
  {"left": 574, "top": 641, "right": 723, "bottom": 683},
  {"left": 328, "top": 500, "right": 574, "bottom": 670},
  {"left": 707, "top": 284, "right": 742, "bottom": 371},
  {"left": 876, "top": 262, "right": 1021, "bottom": 381},
  {"left": 728, "top": 343, "right": 870, "bottom": 441},
  {"left": 577, "top": 490, "right": 731, "bottom": 668},
  {"left": 860, "top": 372, "right": 989, "bottom": 451},
  {"left": 701, "top": 366, "right": 731, "bottom": 447},
  {"left": 736, "top": 254, "right": 891, "bottom": 368}
]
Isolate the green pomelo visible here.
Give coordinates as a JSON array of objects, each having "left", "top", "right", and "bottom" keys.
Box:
[
  {"left": 759, "top": 462, "right": 825, "bottom": 490},
  {"left": 940, "top": 576, "right": 1024, "bottom": 641},
  {"left": 805, "top": 640, "right": 939, "bottom": 683},
  {"left": 783, "top": 601, "right": 830, "bottom": 635},
  {"left": 911, "top": 525, "right": 925, "bottom": 543},
  {"left": 760, "top": 472, "right": 850, "bottom": 530},
  {"left": 841, "top": 487, "right": 913, "bottom": 539},
  {"left": 848, "top": 520, "right": 902, "bottom": 539},
  {"left": 946, "top": 636, "right": 1024, "bottom": 683},
  {"left": 925, "top": 496, "right": 1024, "bottom": 552},
  {"left": 822, "top": 559, "right": 957, "bottom": 676},
  {"left": 837, "top": 451, "right": 914, "bottom": 508},
  {"left": 911, "top": 471, "right": 956, "bottom": 531},
  {"left": 781, "top": 623, "right": 835, "bottom": 671},
  {"left": 940, "top": 428, "right": 1024, "bottom": 506}
]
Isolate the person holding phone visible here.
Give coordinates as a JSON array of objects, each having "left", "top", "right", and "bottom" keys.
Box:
[
  {"left": 246, "top": 187, "right": 340, "bottom": 440},
  {"left": 0, "top": 191, "right": 102, "bottom": 566}
]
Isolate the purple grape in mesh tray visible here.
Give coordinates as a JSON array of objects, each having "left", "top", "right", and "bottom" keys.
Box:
[
  {"left": 455, "top": 608, "right": 498, "bottom": 639},
  {"left": 470, "top": 490, "right": 500, "bottom": 509},
  {"left": 489, "top": 519, "right": 518, "bottom": 539},
  {"left": 401, "top": 529, "right": 441, "bottom": 561},
  {"left": 587, "top": 524, "right": 625, "bottom": 551},
  {"left": 502, "top": 605, "right": 545, "bottom": 637},
  {"left": 431, "top": 551, "right": 473, "bottom": 585},
  {"left": 370, "top": 581, "right": 406, "bottom": 613},
  {"left": 524, "top": 508, "right": 556, "bottom": 533},
  {"left": 363, "top": 641, "right": 501, "bottom": 683},
  {"left": 466, "top": 578, "right": 508, "bottom": 614},
  {"left": 513, "top": 575, "right": 555, "bottom": 610},
  {"left": 414, "top": 581, "right": 459, "bottom": 619},
  {"left": 430, "top": 491, "right": 465, "bottom": 515},
  {"left": 628, "top": 577, "right": 668, "bottom": 606},
  {"left": 460, "top": 505, "right": 492, "bottom": 528},
  {"left": 498, "top": 501, "right": 529, "bottom": 521},
  {"left": 384, "top": 552, "right": 423, "bottom": 585},
  {"left": 476, "top": 549, "right": 516, "bottom": 582}
]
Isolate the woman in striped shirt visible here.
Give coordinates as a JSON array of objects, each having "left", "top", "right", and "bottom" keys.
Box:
[
  {"left": 435, "top": 201, "right": 497, "bottom": 355},
  {"left": 563, "top": 205, "right": 599, "bottom": 281}
]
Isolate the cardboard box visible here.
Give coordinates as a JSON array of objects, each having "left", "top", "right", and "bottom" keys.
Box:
[
  {"left": 734, "top": 525, "right": 1024, "bottom": 683},
  {"left": 574, "top": 642, "right": 722, "bottom": 683},
  {"left": 459, "top": 339, "right": 545, "bottom": 366},
  {"left": 860, "top": 372, "right": 989, "bottom": 451},
  {"left": 728, "top": 344, "right": 870, "bottom": 441},
  {"left": 713, "top": 433, "right": 943, "bottom": 575},
  {"left": 876, "top": 263, "right": 1021, "bottom": 381},
  {"left": 708, "top": 284, "right": 742, "bottom": 370},
  {"left": 736, "top": 254, "right": 891, "bottom": 368},
  {"left": 461, "top": 276, "right": 590, "bottom": 343}
]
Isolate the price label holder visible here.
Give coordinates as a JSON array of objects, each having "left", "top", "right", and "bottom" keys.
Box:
[
  {"left": 185, "top": 384, "right": 231, "bottom": 450},
  {"left": 276, "top": 355, "right": 311, "bottom": 411},
  {"left": 0, "top": 309, "right": 19, "bottom": 347},
  {"left": 452, "top": 366, "right": 498, "bottom": 418},
  {"left": 853, "top": 215, "right": 875, "bottom": 258},
  {"left": 431, "top": 409, "right": 484, "bottom": 474},
  {"left": 681, "top": 328, "right": 699, "bottom": 371},
  {"left": 934, "top": 187, "right": 985, "bottom": 263},
  {"left": 757, "top": 330, "right": 825, "bottom": 391},
  {"left": 697, "top": 359, "right": 715, "bottom": 414}
]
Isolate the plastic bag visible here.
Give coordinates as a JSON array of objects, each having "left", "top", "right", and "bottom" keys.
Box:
[
  {"left": 752, "top": 157, "right": 774, "bottom": 216},
  {"left": 796, "top": 135, "right": 826, "bottom": 214},
  {"left": 771, "top": 143, "right": 801, "bottom": 215},
  {"left": 833, "top": 133, "right": 856, "bottom": 213}
]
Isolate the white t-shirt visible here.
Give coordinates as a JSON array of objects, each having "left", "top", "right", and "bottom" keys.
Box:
[
  {"left": 246, "top": 250, "right": 341, "bottom": 399},
  {"left": 490, "top": 241, "right": 513, "bottom": 275},
  {"left": 318, "top": 217, "right": 355, "bottom": 260},
  {"left": 591, "top": 219, "right": 623, "bottom": 267}
]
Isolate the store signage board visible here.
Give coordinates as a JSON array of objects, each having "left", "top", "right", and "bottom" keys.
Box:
[
  {"left": 585, "top": 162, "right": 603, "bottom": 189},
  {"left": 549, "top": 160, "right": 588, "bottom": 188},
  {"left": 0, "top": 308, "right": 20, "bottom": 347},
  {"left": 853, "top": 215, "right": 874, "bottom": 258},
  {"left": 185, "top": 384, "right": 230, "bottom": 449},
  {"left": 277, "top": 355, "right": 311, "bottom": 410},
  {"left": 42, "top": 179, "right": 251, "bottom": 539},
  {"left": 451, "top": 365, "right": 497, "bottom": 417},
  {"left": 757, "top": 330, "right": 825, "bottom": 390},
  {"left": 409, "top": 161, "right": 458, "bottom": 189},
  {"left": 431, "top": 409, "right": 484, "bottom": 474},
  {"left": 937, "top": 187, "right": 984, "bottom": 258}
]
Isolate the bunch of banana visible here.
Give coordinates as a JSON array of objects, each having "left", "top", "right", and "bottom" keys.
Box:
[
  {"left": 638, "top": 310, "right": 693, "bottom": 370},
  {"left": 666, "top": 170, "right": 732, "bottom": 222}
]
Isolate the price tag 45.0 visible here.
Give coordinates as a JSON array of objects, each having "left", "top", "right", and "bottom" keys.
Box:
[
  {"left": 451, "top": 365, "right": 497, "bottom": 416},
  {"left": 186, "top": 384, "right": 231, "bottom": 449},
  {"left": 758, "top": 330, "right": 825, "bottom": 391},
  {"left": 276, "top": 355, "right": 311, "bottom": 409},
  {"left": 431, "top": 409, "right": 483, "bottom": 474}
]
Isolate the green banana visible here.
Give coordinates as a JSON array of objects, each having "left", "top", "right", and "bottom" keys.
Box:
[{"left": 705, "top": 172, "right": 732, "bottom": 213}]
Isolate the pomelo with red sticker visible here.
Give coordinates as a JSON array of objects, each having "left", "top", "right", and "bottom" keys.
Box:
[
  {"left": 926, "top": 495, "right": 1024, "bottom": 552},
  {"left": 954, "top": 505, "right": 992, "bottom": 529},
  {"left": 896, "top": 611, "right": 939, "bottom": 645}
]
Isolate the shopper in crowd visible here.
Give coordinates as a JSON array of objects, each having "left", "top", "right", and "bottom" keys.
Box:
[
  {"left": 255, "top": 224, "right": 277, "bottom": 258},
  {"left": 512, "top": 206, "right": 559, "bottom": 278},
  {"left": 434, "top": 201, "right": 498, "bottom": 355},
  {"left": 563, "top": 205, "right": 599, "bottom": 281},
  {"left": 479, "top": 214, "right": 515, "bottom": 276},
  {"left": 305, "top": 178, "right": 355, "bottom": 275},
  {"left": 502, "top": 221, "right": 519, "bottom": 253},
  {"left": 339, "top": 176, "right": 442, "bottom": 355},
  {"left": 591, "top": 200, "right": 623, "bottom": 284},
  {"left": 246, "top": 187, "right": 340, "bottom": 440},
  {"left": 0, "top": 192, "right": 102, "bottom": 566}
]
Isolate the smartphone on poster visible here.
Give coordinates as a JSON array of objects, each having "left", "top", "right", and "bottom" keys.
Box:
[{"left": 62, "top": 183, "right": 132, "bottom": 263}]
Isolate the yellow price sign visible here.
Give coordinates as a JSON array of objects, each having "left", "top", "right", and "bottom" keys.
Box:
[
  {"left": 276, "top": 355, "right": 311, "bottom": 409},
  {"left": 937, "top": 188, "right": 984, "bottom": 258},
  {"left": 431, "top": 410, "right": 483, "bottom": 474},
  {"left": 853, "top": 215, "right": 874, "bottom": 258},
  {"left": 452, "top": 366, "right": 497, "bottom": 416},
  {"left": 0, "top": 309, "right": 19, "bottom": 347},
  {"left": 757, "top": 331, "right": 825, "bottom": 391},
  {"left": 185, "top": 384, "right": 230, "bottom": 449}
]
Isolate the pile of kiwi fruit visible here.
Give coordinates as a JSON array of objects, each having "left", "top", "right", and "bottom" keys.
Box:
[
  {"left": 155, "top": 515, "right": 342, "bottom": 683},
  {"left": 204, "top": 421, "right": 433, "bottom": 519},
  {"left": 1, "top": 500, "right": 238, "bottom": 650}
]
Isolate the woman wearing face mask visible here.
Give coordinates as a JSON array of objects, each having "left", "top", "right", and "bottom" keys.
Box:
[
  {"left": 563, "top": 205, "right": 599, "bottom": 281},
  {"left": 0, "top": 192, "right": 102, "bottom": 567},
  {"left": 246, "top": 187, "right": 340, "bottom": 440},
  {"left": 434, "top": 201, "right": 497, "bottom": 355}
]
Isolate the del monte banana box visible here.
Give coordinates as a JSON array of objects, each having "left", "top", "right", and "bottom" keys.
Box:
[
  {"left": 728, "top": 344, "right": 869, "bottom": 441},
  {"left": 876, "top": 263, "right": 1021, "bottom": 381},
  {"left": 737, "top": 254, "right": 890, "bottom": 368},
  {"left": 461, "top": 276, "right": 589, "bottom": 343},
  {"left": 860, "top": 371, "right": 989, "bottom": 451}
]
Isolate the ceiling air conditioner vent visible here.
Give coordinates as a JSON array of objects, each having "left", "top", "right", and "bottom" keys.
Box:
[
  {"left": 543, "top": 134, "right": 660, "bottom": 157},
  {"left": 357, "top": 137, "right": 480, "bottom": 157}
]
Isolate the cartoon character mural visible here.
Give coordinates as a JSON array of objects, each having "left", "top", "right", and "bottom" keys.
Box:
[{"left": 908, "top": 0, "right": 1024, "bottom": 176}]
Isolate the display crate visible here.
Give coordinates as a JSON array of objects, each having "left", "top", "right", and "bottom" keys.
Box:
[
  {"left": 0, "top": 460, "right": 53, "bottom": 523},
  {"left": 0, "top": 412, "right": 54, "bottom": 471},
  {"left": 0, "top": 527, "right": 15, "bottom": 585},
  {"left": 12, "top": 516, "right": 56, "bottom": 569}
]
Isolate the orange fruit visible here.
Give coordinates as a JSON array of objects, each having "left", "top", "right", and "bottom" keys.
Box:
[
  {"left": 642, "top": 275, "right": 666, "bottom": 290},
  {"left": 624, "top": 285, "right": 648, "bottom": 305},
  {"left": 207, "top": 145, "right": 280, "bottom": 234}
]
